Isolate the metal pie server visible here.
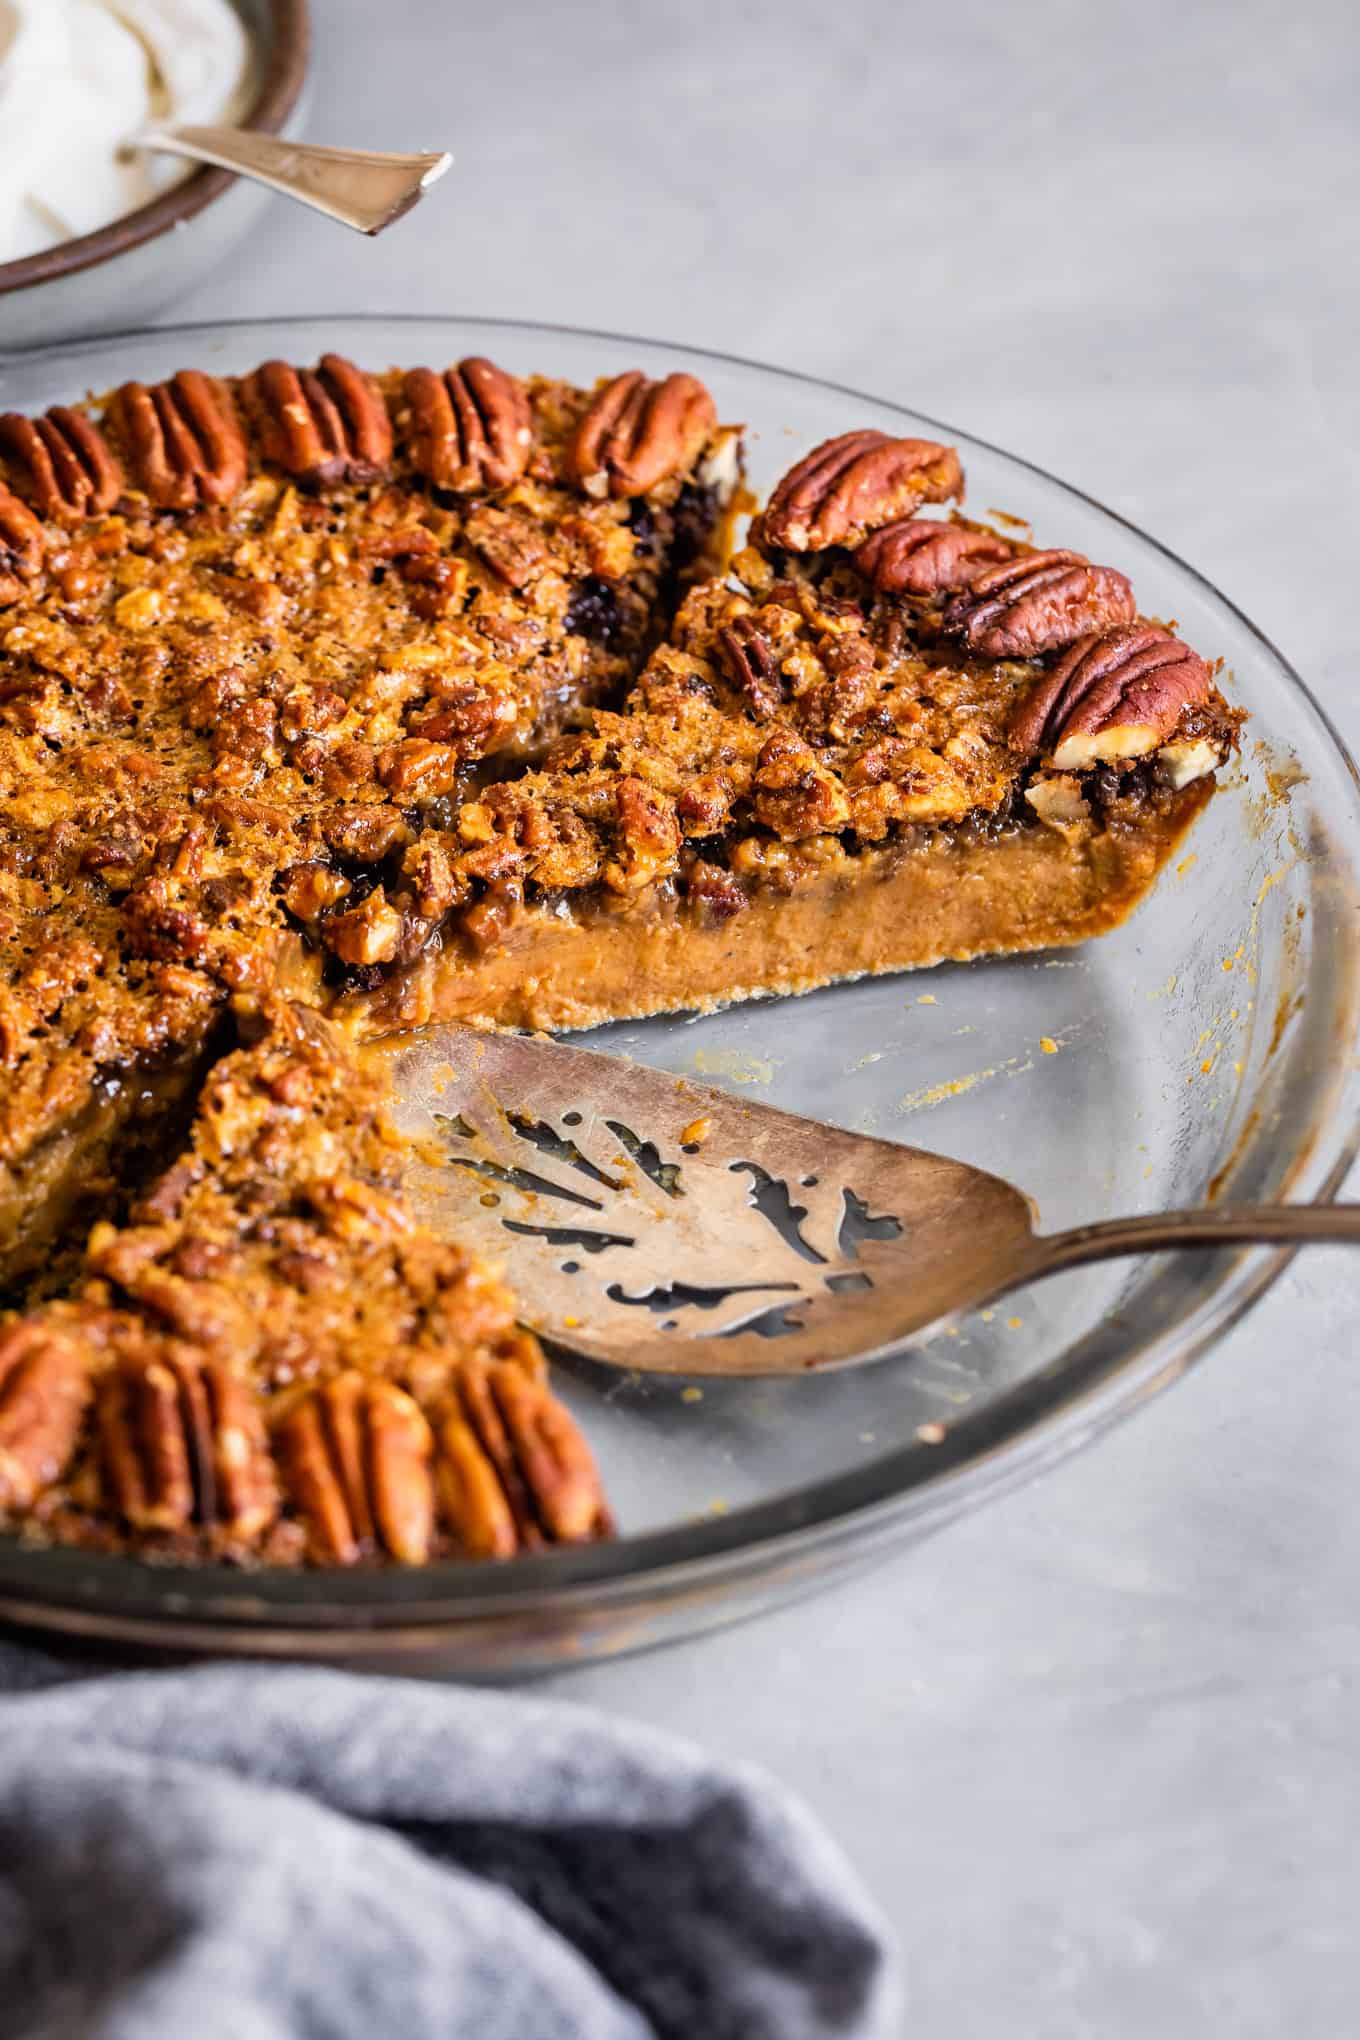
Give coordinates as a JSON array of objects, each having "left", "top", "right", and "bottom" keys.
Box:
[{"left": 379, "top": 1024, "right": 1360, "bottom": 1379}]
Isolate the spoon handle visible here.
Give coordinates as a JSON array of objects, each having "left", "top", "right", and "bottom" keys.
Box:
[
  {"left": 1037, "top": 1202, "right": 1360, "bottom": 1276},
  {"left": 134, "top": 128, "right": 452, "bottom": 235}
]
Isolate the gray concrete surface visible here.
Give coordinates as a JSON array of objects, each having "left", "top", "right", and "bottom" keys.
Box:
[{"left": 167, "top": 3, "right": 1359, "bottom": 2030}]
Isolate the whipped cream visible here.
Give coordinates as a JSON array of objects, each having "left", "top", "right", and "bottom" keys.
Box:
[{"left": 0, "top": 0, "right": 252, "bottom": 264}]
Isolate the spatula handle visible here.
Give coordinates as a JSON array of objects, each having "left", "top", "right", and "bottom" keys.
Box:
[{"left": 1038, "top": 1202, "right": 1360, "bottom": 1276}]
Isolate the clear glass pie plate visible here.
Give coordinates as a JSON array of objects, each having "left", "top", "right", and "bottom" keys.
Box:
[{"left": 1, "top": 316, "right": 1357, "bottom": 1673}]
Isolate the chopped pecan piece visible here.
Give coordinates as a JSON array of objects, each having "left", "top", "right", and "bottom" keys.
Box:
[
  {"left": 464, "top": 504, "right": 551, "bottom": 588},
  {"left": 403, "top": 358, "right": 532, "bottom": 491},
  {"left": 855, "top": 517, "right": 1014, "bottom": 595},
  {"left": 943, "top": 549, "right": 1136, "bottom": 659},
  {"left": 0, "top": 1322, "right": 92, "bottom": 1512},
  {"left": 279, "top": 1372, "right": 434, "bottom": 1566},
  {"left": 759, "top": 430, "right": 963, "bottom": 552},
  {"left": 324, "top": 889, "right": 403, "bottom": 967},
  {"left": 686, "top": 859, "right": 748, "bottom": 921},
  {"left": 245, "top": 353, "right": 393, "bottom": 488},
  {"left": 0, "top": 406, "right": 123, "bottom": 521},
  {"left": 570, "top": 370, "right": 717, "bottom": 499},
  {"left": 1011, "top": 624, "right": 1213, "bottom": 771},
  {"left": 99, "top": 1347, "right": 276, "bottom": 1538},
  {"left": 752, "top": 725, "right": 852, "bottom": 839},
  {"left": 111, "top": 371, "right": 247, "bottom": 510},
  {"left": 0, "top": 483, "right": 45, "bottom": 603},
  {"left": 606, "top": 776, "right": 681, "bottom": 891},
  {"left": 716, "top": 614, "right": 782, "bottom": 718}
]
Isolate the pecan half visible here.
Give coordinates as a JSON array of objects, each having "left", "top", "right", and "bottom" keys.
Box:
[
  {"left": 0, "top": 1322, "right": 92, "bottom": 1512},
  {"left": 110, "top": 371, "right": 247, "bottom": 510},
  {"left": 759, "top": 431, "right": 963, "bottom": 553},
  {"left": 245, "top": 354, "right": 393, "bottom": 488},
  {"left": 942, "top": 549, "right": 1136, "bottom": 659},
  {"left": 280, "top": 1371, "right": 433, "bottom": 1565},
  {"left": 447, "top": 1356, "right": 610, "bottom": 1551},
  {"left": 404, "top": 358, "right": 532, "bottom": 491},
  {"left": 0, "top": 406, "right": 122, "bottom": 522},
  {"left": 99, "top": 1347, "right": 277, "bottom": 1539},
  {"left": 434, "top": 1405, "right": 518, "bottom": 1559},
  {"left": 855, "top": 518, "right": 1014, "bottom": 596},
  {"left": 0, "top": 483, "right": 45, "bottom": 603},
  {"left": 716, "top": 614, "right": 782, "bottom": 718},
  {"left": 1011, "top": 624, "right": 1213, "bottom": 770},
  {"left": 570, "top": 370, "right": 717, "bottom": 499}
]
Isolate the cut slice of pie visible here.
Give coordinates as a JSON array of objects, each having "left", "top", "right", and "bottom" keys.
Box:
[
  {"left": 0, "top": 999, "right": 610, "bottom": 1565},
  {"left": 345, "top": 432, "right": 1241, "bottom": 1034}
]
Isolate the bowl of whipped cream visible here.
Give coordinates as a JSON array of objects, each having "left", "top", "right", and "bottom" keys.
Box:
[{"left": 0, "top": 0, "right": 307, "bottom": 347}]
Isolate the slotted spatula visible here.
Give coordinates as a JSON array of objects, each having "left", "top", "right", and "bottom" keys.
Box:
[{"left": 377, "top": 1025, "right": 1360, "bottom": 1378}]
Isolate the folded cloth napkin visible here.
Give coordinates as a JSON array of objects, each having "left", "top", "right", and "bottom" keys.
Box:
[{"left": 0, "top": 1640, "right": 897, "bottom": 2040}]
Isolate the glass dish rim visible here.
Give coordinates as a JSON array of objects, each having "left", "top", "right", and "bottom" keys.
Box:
[{"left": 1, "top": 310, "right": 1356, "bottom": 1637}]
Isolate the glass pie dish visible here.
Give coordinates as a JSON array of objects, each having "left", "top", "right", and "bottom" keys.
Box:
[{"left": 0, "top": 314, "right": 1356, "bottom": 1673}]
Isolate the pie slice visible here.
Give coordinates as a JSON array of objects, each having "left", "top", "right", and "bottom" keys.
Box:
[
  {"left": 0, "top": 999, "right": 610, "bottom": 1565},
  {"left": 350, "top": 431, "right": 1241, "bottom": 1033}
]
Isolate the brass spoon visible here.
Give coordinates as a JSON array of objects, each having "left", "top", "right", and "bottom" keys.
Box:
[
  {"left": 130, "top": 128, "right": 452, "bottom": 235},
  {"left": 381, "top": 1024, "right": 1360, "bottom": 1379}
]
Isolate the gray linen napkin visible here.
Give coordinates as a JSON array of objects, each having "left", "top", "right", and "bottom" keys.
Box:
[{"left": 0, "top": 1642, "right": 897, "bottom": 2040}]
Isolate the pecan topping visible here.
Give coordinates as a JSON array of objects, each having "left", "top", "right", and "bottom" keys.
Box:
[
  {"left": 570, "top": 370, "right": 717, "bottom": 499},
  {"left": 280, "top": 1371, "right": 434, "bottom": 1565},
  {"left": 855, "top": 518, "right": 1014, "bottom": 596},
  {"left": 686, "top": 858, "right": 748, "bottom": 922},
  {"left": 716, "top": 614, "right": 782, "bottom": 717},
  {"left": 404, "top": 358, "right": 532, "bottom": 491},
  {"left": 942, "top": 549, "right": 1136, "bottom": 659},
  {"left": 0, "top": 1322, "right": 92, "bottom": 1512},
  {"left": 110, "top": 371, "right": 248, "bottom": 510},
  {"left": 752, "top": 725, "right": 852, "bottom": 838},
  {"left": 99, "top": 1347, "right": 277, "bottom": 1539},
  {"left": 0, "top": 405, "right": 123, "bottom": 522},
  {"left": 759, "top": 431, "right": 963, "bottom": 552},
  {"left": 464, "top": 503, "right": 551, "bottom": 588},
  {"left": 490, "top": 1360, "right": 609, "bottom": 1542},
  {"left": 434, "top": 1405, "right": 518, "bottom": 1559},
  {"left": 1011, "top": 624, "right": 1213, "bottom": 770},
  {"left": 245, "top": 353, "right": 393, "bottom": 488},
  {"left": 0, "top": 483, "right": 45, "bottom": 603},
  {"left": 447, "top": 1356, "right": 610, "bottom": 1550}
]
